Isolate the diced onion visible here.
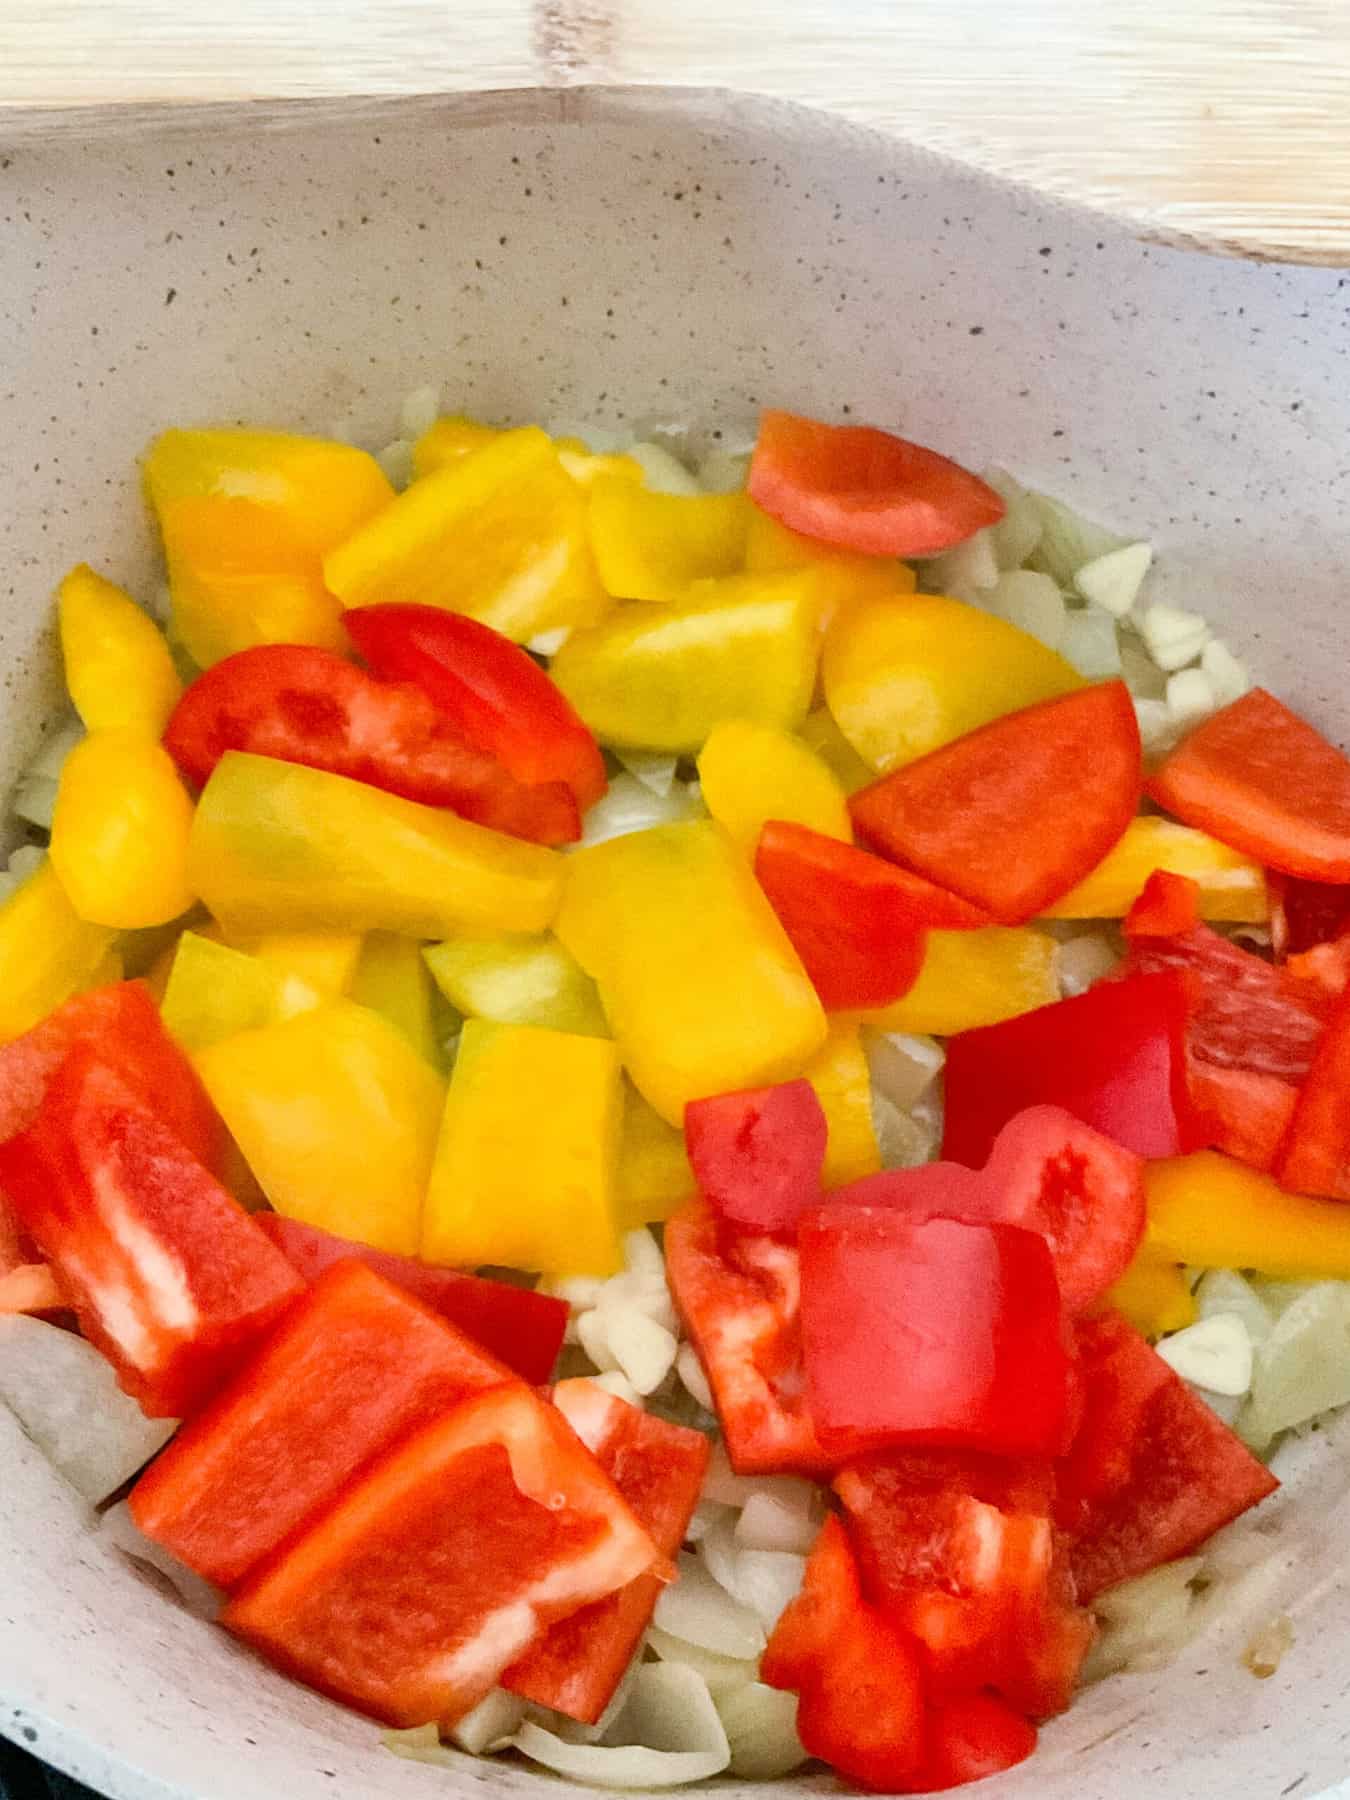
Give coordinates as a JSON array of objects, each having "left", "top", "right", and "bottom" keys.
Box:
[
  {"left": 653, "top": 1552, "right": 766, "bottom": 1660},
  {"left": 983, "top": 468, "right": 1044, "bottom": 571},
  {"left": 1139, "top": 602, "right": 1210, "bottom": 673},
  {"left": 448, "top": 1688, "right": 528, "bottom": 1755},
  {"left": 576, "top": 1308, "right": 622, "bottom": 1374},
  {"left": 579, "top": 774, "right": 702, "bottom": 848},
  {"left": 1074, "top": 542, "right": 1152, "bottom": 618},
  {"left": 872, "top": 1088, "right": 942, "bottom": 1170},
  {"left": 513, "top": 1664, "right": 731, "bottom": 1787},
  {"left": 0, "top": 1315, "right": 176, "bottom": 1504},
  {"left": 382, "top": 1723, "right": 460, "bottom": 1768},
  {"left": 927, "top": 529, "right": 999, "bottom": 600},
  {"left": 1029, "top": 493, "right": 1128, "bottom": 587},
  {"left": 615, "top": 750, "right": 680, "bottom": 798},
  {"left": 1201, "top": 639, "right": 1251, "bottom": 707},
  {"left": 26, "top": 717, "right": 84, "bottom": 781},
  {"left": 1239, "top": 1281, "right": 1350, "bottom": 1448},
  {"left": 699, "top": 1512, "right": 805, "bottom": 1631},
  {"left": 99, "top": 1500, "right": 221, "bottom": 1619},
  {"left": 1083, "top": 1557, "right": 1203, "bottom": 1681},
  {"left": 1133, "top": 697, "right": 1178, "bottom": 757},
  {"left": 602, "top": 1307, "right": 679, "bottom": 1396},
  {"left": 716, "top": 1682, "right": 808, "bottom": 1778},
  {"left": 1166, "top": 667, "right": 1217, "bottom": 733},
  {"left": 1119, "top": 641, "right": 1168, "bottom": 700},
  {"left": 11, "top": 776, "right": 59, "bottom": 832},
  {"left": 695, "top": 447, "right": 751, "bottom": 494},
  {"left": 1156, "top": 1313, "right": 1254, "bottom": 1397},
  {"left": 0, "top": 844, "right": 46, "bottom": 906},
  {"left": 700, "top": 1442, "right": 817, "bottom": 1515},
  {"left": 989, "top": 569, "right": 1066, "bottom": 651},
  {"left": 864, "top": 1029, "right": 945, "bottom": 1113},
  {"left": 735, "top": 1486, "right": 821, "bottom": 1556},
  {"left": 627, "top": 442, "right": 703, "bottom": 497},
  {"left": 675, "top": 1344, "right": 714, "bottom": 1414},
  {"left": 399, "top": 386, "right": 441, "bottom": 439},
  {"left": 645, "top": 1625, "right": 759, "bottom": 1697},
  {"left": 1194, "top": 1270, "right": 1273, "bottom": 1347},
  {"left": 1056, "top": 932, "right": 1119, "bottom": 998},
  {"left": 586, "top": 1370, "right": 642, "bottom": 1407},
  {"left": 1060, "top": 607, "right": 1123, "bottom": 679},
  {"left": 375, "top": 439, "right": 415, "bottom": 489}
]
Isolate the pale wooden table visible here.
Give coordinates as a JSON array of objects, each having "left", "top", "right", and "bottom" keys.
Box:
[{"left": 5, "top": 0, "right": 1350, "bottom": 263}]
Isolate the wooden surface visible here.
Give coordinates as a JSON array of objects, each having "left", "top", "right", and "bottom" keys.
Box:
[{"left": 5, "top": 0, "right": 1350, "bottom": 263}]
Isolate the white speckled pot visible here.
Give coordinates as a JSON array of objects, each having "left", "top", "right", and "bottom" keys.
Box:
[{"left": 4, "top": 85, "right": 1350, "bottom": 1800}]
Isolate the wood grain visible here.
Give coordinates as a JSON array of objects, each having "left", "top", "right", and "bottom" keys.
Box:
[{"left": 3, "top": 0, "right": 1350, "bottom": 262}]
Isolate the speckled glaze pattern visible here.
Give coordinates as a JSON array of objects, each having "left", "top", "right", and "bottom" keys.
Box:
[{"left": 4, "top": 85, "right": 1350, "bottom": 1800}]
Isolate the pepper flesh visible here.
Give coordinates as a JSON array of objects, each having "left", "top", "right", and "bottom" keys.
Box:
[
  {"left": 349, "top": 932, "right": 441, "bottom": 1066},
  {"left": 49, "top": 730, "right": 196, "bottom": 929},
  {"left": 862, "top": 927, "right": 1059, "bottom": 1037},
  {"left": 556, "top": 820, "right": 827, "bottom": 1124},
  {"left": 144, "top": 428, "right": 393, "bottom": 667},
  {"left": 0, "top": 860, "right": 117, "bottom": 1043},
  {"left": 423, "top": 932, "right": 609, "bottom": 1038},
  {"left": 587, "top": 479, "right": 751, "bottom": 601},
  {"left": 699, "top": 719, "right": 851, "bottom": 850},
  {"left": 189, "top": 751, "right": 562, "bottom": 941},
  {"left": 1146, "top": 1149, "right": 1350, "bottom": 1279},
  {"left": 423, "top": 1019, "right": 623, "bottom": 1275},
  {"left": 57, "top": 564, "right": 181, "bottom": 735},
  {"left": 1042, "top": 816, "right": 1267, "bottom": 923}
]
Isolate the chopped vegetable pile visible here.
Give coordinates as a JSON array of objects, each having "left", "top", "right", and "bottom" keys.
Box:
[{"left": 6, "top": 394, "right": 1349, "bottom": 1793}]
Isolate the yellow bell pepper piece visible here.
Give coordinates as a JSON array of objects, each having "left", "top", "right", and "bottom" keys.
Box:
[
  {"left": 1041, "top": 815, "right": 1269, "bottom": 923},
  {"left": 424, "top": 932, "right": 608, "bottom": 1037},
  {"left": 49, "top": 730, "right": 195, "bottom": 929},
  {"left": 411, "top": 414, "right": 502, "bottom": 478},
  {"left": 195, "top": 999, "right": 444, "bottom": 1256},
  {"left": 587, "top": 479, "right": 751, "bottom": 602},
  {"left": 145, "top": 429, "right": 392, "bottom": 668},
  {"left": 864, "top": 927, "right": 1060, "bottom": 1036},
  {"left": 245, "top": 932, "right": 362, "bottom": 997},
  {"left": 189, "top": 752, "right": 562, "bottom": 941},
  {"left": 423, "top": 1019, "right": 623, "bottom": 1275},
  {"left": 58, "top": 565, "right": 181, "bottom": 736},
  {"left": 551, "top": 570, "right": 823, "bottom": 753},
  {"left": 806, "top": 1020, "right": 882, "bottom": 1187},
  {"left": 823, "top": 591, "right": 1083, "bottom": 773},
  {"left": 1146, "top": 1151, "right": 1350, "bottom": 1280},
  {"left": 745, "top": 506, "right": 919, "bottom": 588},
  {"left": 349, "top": 932, "right": 441, "bottom": 1066},
  {"left": 161, "top": 930, "right": 316, "bottom": 1052},
  {"left": 324, "top": 426, "right": 608, "bottom": 642},
  {"left": 798, "top": 707, "right": 875, "bottom": 796},
  {"left": 0, "top": 858, "right": 117, "bottom": 1042},
  {"left": 1101, "top": 1250, "right": 1197, "bottom": 1338},
  {"left": 557, "top": 820, "right": 827, "bottom": 1124},
  {"left": 616, "top": 1083, "right": 696, "bottom": 1229},
  {"left": 698, "top": 718, "right": 851, "bottom": 851}
]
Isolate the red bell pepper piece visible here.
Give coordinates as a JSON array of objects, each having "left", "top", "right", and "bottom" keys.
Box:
[
  {"left": 1125, "top": 921, "right": 1332, "bottom": 1171},
  {"left": 0, "top": 979, "right": 222, "bottom": 1170},
  {"left": 665, "top": 1198, "right": 830, "bottom": 1476},
  {"left": 1124, "top": 868, "right": 1201, "bottom": 937},
  {"left": 0, "top": 1049, "right": 301, "bottom": 1416},
  {"left": 346, "top": 604, "right": 607, "bottom": 809},
  {"left": 1270, "top": 872, "right": 1350, "bottom": 958},
  {"left": 254, "top": 1214, "right": 566, "bottom": 1383},
  {"left": 683, "top": 1077, "right": 829, "bottom": 1234},
  {"left": 753, "top": 822, "right": 986, "bottom": 1010},
  {"left": 832, "top": 1107, "right": 1144, "bottom": 1315},
  {"left": 223, "top": 1382, "right": 660, "bottom": 1728},
  {"left": 747, "top": 409, "right": 1005, "bottom": 559},
  {"left": 798, "top": 1209, "right": 1073, "bottom": 1460},
  {"left": 763, "top": 1515, "right": 929, "bottom": 1793},
  {"left": 942, "top": 972, "right": 1199, "bottom": 1166},
  {"left": 834, "top": 1450, "right": 1093, "bottom": 1720},
  {"left": 915, "top": 1694, "right": 1038, "bottom": 1792},
  {"left": 1057, "top": 1312, "right": 1278, "bottom": 1601},
  {"left": 1149, "top": 688, "right": 1350, "bottom": 881},
  {"left": 1276, "top": 986, "right": 1350, "bottom": 1200},
  {"left": 131, "top": 1260, "right": 516, "bottom": 1587},
  {"left": 504, "top": 1378, "right": 710, "bottom": 1722},
  {"left": 850, "top": 681, "right": 1142, "bottom": 924},
  {"left": 164, "top": 643, "right": 580, "bottom": 846}
]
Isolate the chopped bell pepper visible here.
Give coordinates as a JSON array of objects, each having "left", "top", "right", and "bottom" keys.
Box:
[
  {"left": 324, "top": 426, "right": 608, "bottom": 643},
  {"left": 189, "top": 751, "right": 562, "bottom": 941},
  {"left": 822, "top": 591, "right": 1082, "bottom": 774},
  {"left": 423, "top": 1019, "right": 624, "bottom": 1275},
  {"left": 423, "top": 931, "right": 609, "bottom": 1037},
  {"left": 144, "top": 428, "right": 393, "bottom": 668},
  {"left": 698, "top": 719, "right": 851, "bottom": 851},
  {"left": 862, "top": 926, "right": 1059, "bottom": 1036},
  {"left": 556, "top": 820, "right": 827, "bottom": 1124},
  {"left": 161, "top": 930, "right": 315, "bottom": 1052},
  {"left": 616, "top": 1083, "right": 696, "bottom": 1228},
  {"left": 1042, "top": 815, "right": 1268, "bottom": 923},
  {"left": 685, "top": 1078, "right": 828, "bottom": 1233},
  {"left": 411, "top": 413, "right": 502, "bottom": 477},
  {"left": 349, "top": 932, "right": 441, "bottom": 1066},
  {"left": 0, "top": 858, "right": 117, "bottom": 1043},
  {"left": 50, "top": 729, "right": 196, "bottom": 928},
  {"left": 194, "top": 999, "right": 446, "bottom": 1256},
  {"left": 587, "top": 478, "right": 751, "bottom": 601},
  {"left": 804, "top": 1019, "right": 883, "bottom": 1187},
  {"left": 0, "top": 1048, "right": 301, "bottom": 1416},
  {"left": 1100, "top": 1249, "right": 1197, "bottom": 1338},
  {"left": 1146, "top": 1149, "right": 1350, "bottom": 1279},
  {"left": 245, "top": 931, "right": 362, "bottom": 998},
  {"left": 744, "top": 505, "right": 918, "bottom": 587},
  {"left": 57, "top": 564, "right": 181, "bottom": 735},
  {"left": 130, "top": 1259, "right": 518, "bottom": 1589},
  {"left": 796, "top": 707, "right": 875, "bottom": 796},
  {"left": 549, "top": 570, "right": 824, "bottom": 753}
]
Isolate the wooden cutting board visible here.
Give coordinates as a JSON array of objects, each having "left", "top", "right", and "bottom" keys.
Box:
[{"left": 5, "top": 0, "right": 1350, "bottom": 265}]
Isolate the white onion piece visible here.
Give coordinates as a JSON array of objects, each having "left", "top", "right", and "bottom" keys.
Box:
[
  {"left": 604, "top": 1308, "right": 679, "bottom": 1396},
  {"left": 989, "top": 569, "right": 1066, "bottom": 651},
  {"left": 1059, "top": 607, "right": 1123, "bottom": 679},
  {"left": 530, "top": 1652, "right": 643, "bottom": 1746},
  {"left": 685, "top": 1499, "right": 734, "bottom": 1545},
  {"left": 716, "top": 1682, "right": 808, "bottom": 1778},
  {"left": 622, "top": 1226, "right": 668, "bottom": 1289},
  {"left": 983, "top": 468, "right": 1043, "bottom": 570},
  {"left": 579, "top": 774, "right": 701, "bottom": 848},
  {"left": 375, "top": 439, "right": 415, "bottom": 489},
  {"left": 1166, "top": 667, "right": 1217, "bottom": 733},
  {"left": 1195, "top": 1270, "right": 1273, "bottom": 1347},
  {"left": 863, "top": 1029, "right": 944, "bottom": 1113},
  {"left": 26, "top": 716, "right": 84, "bottom": 781},
  {"left": 382, "top": 1724, "right": 459, "bottom": 1767},
  {"left": 675, "top": 1344, "right": 714, "bottom": 1414},
  {"left": 616, "top": 750, "right": 680, "bottom": 798},
  {"left": 618, "top": 1661, "right": 730, "bottom": 1755},
  {"left": 695, "top": 448, "right": 751, "bottom": 495},
  {"left": 1119, "top": 642, "right": 1168, "bottom": 700},
  {"left": 927, "top": 529, "right": 999, "bottom": 599},
  {"left": 1133, "top": 697, "right": 1178, "bottom": 757},
  {"left": 1201, "top": 638, "right": 1251, "bottom": 706},
  {"left": 448, "top": 1688, "right": 528, "bottom": 1755},
  {"left": 586, "top": 1370, "right": 642, "bottom": 1407},
  {"left": 699, "top": 1512, "right": 806, "bottom": 1631},
  {"left": 735, "top": 1486, "right": 821, "bottom": 1556},
  {"left": 1029, "top": 493, "right": 1128, "bottom": 587},
  {"left": 1240, "top": 1282, "right": 1350, "bottom": 1448},
  {"left": 0, "top": 844, "right": 47, "bottom": 905},
  {"left": 1250, "top": 1279, "right": 1323, "bottom": 1317},
  {"left": 1157, "top": 1314, "right": 1253, "bottom": 1397},
  {"left": 100, "top": 1501, "right": 221, "bottom": 1618},
  {"left": 12, "top": 775, "right": 60, "bottom": 831},
  {"left": 596, "top": 1273, "right": 679, "bottom": 1336},
  {"left": 653, "top": 1552, "right": 766, "bottom": 1660},
  {"left": 0, "top": 1316, "right": 176, "bottom": 1503},
  {"left": 576, "top": 1308, "right": 622, "bottom": 1374},
  {"left": 538, "top": 1272, "right": 607, "bottom": 1311},
  {"left": 1082, "top": 1557, "right": 1203, "bottom": 1681},
  {"left": 645, "top": 1625, "right": 758, "bottom": 1697},
  {"left": 1057, "top": 933, "right": 1119, "bottom": 998},
  {"left": 1139, "top": 602, "right": 1210, "bottom": 672},
  {"left": 527, "top": 627, "right": 573, "bottom": 658},
  {"left": 399, "top": 385, "right": 441, "bottom": 439},
  {"left": 871, "top": 1088, "right": 942, "bottom": 1169},
  {"left": 513, "top": 1668, "right": 730, "bottom": 1787},
  {"left": 701, "top": 1442, "right": 816, "bottom": 1515},
  {"left": 627, "top": 442, "right": 703, "bottom": 497},
  {"left": 1074, "top": 542, "right": 1153, "bottom": 618}
]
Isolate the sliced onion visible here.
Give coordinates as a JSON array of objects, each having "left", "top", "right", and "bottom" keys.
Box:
[
  {"left": 1156, "top": 1313, "right": 1253, "bottom": 1397},
  {"left": 1239, "top": 1281, "right": 1350, "bottom": 1448},
  {"left": 381, "top": 1724, "right": 459, "bottom": 1768},
  {"left": 399, "top": 385, "right": 441, "bottom": 439},
  {"left": 0, "top": 1315, "right": 176, "bottom": 1503},
  {"left": 12, "top": 775, "right": 60, "bottom": 832},
  {"left": 25, "top": 716, "right": 84, "bottom": 781},
  {"left": 653, "top": 1552, "right": 766, "bottom": 1660},
  {"left": 626, "top": 442, "right": 703, "bottom": 497},
  {"left": 1057, "top": 932, "right": 1119, "bottom": 998},
  {"left": 1060, "top": 607, "right": 1123, "bottom": 679},
  {"left": 871, "top": 1088, "right": 942, "bottom": 1170},
  {"left": 695, "top": 447, "right": 751, "bottom": 495},
  {"left": 735, "top": 1486, "right": 821, "bottom": 1556},
  {"left": 447, "top": 1689, "right": 528, "bottom": 1755},
  {"left": 1194, "top": 1270, "right": 1273, "bottom": 1347},
  {"left": 684, "top": 1499, "right": 734, "bottom": 1544},
  {"left": 983, "top": 468, "right": 1044, "bottom": 570},
  {"left": 586, "top": 1370, "right": 642, "bottom": 1407},
  {"left": 616, "top": 1661, "right": 731, "bottom": 1758},
  {"left": 579, "top": 774, "right": 702, "bottom": 847},
  {"left": 600, "top": 1307, "right": 679, "bottom": 1396},
  {"left": 699, "top": 1512, "right": 806, "bottom": 1631},
  {"left": 1083, "top": 1556, "right": 1203, "bottom": 1681},
  {"left": 1028, "top": 491, "right": 1128, "bottom": 587},
  {"left": 513, "top": 1665, "right": 730, "bottom": 1787},
  {"left": 615, "top": 750, "right": 680, "bottom": 798},
  {"left": 100, "top": 1500, "right": 221, "bottom": 1618},
  {"left": 645, "top": 1625, "right": 759, "bottom": 1697},
  {"left": 375, "top": 439, "right": 415, "bottom": 489},
  {"left": 701, "top": 1441, "right": 817, "bottom": 1515},
  {"left": 926, "top": 529, "right": 999, "bottom": 600},
  {"left": 1075, "top": 543, "right": 1153, "bottom": 618},
  {"left": 989, "top": 569, "right": 1066, "bottom": 651},
  {"left": 864, "top": 1029, "right": 944, "bottom": 1113},
  {"left": 716, "top": 1681, "right": 808, "bottom": 1778},
  {"left": 675, "top": 1344, "right": 714, "bottom": 1414}
]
